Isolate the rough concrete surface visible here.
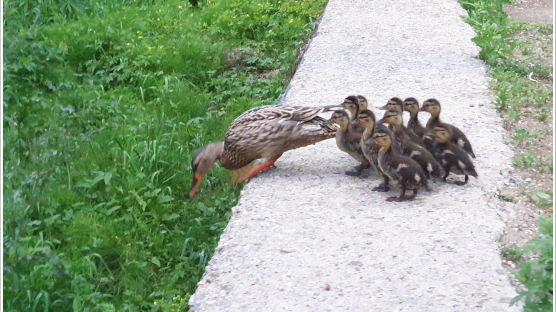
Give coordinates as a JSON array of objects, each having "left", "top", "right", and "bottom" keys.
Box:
[{"left": 189, "top": 0, "right": 520, "bottom": 311}]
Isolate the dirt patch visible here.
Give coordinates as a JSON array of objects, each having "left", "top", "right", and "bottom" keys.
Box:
[{"left": 504, "top": 0, "right": 553, "bottom": 24}]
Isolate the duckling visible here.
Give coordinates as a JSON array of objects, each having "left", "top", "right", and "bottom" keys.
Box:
[
  {"left": 431, "top": 124, "right": 478, "bottom": 185},
  {"left": 341, "top": 95, "right": 361, "bottom": 123},
  {"left": 402, "top": 97, "right": 427, "bottom": 138},
  {"left": 372, "top": 127, "right": 430, "bottom": 201},
  {"left": 380, "top": 97, "right": 404, "bottom": 112},
  {"left": 357, "top": 95, "right": 369, "bottom": 111},
  {"left": 340, "top": 95, "right": 367, "bottom": 140},
  {"left": 357, "top": 109, "right": 379, "bottom": 171},
  {"left": 381, "top": 109, "right": 423, "bottom": 145},
  {"left": 421, "top": 98, "right": 476, "bottom": 158},
  {"left": 382, "top": 110, "right": 444, "bottom": 179},
  {"left": 377, "top": 97, "right": 403, "bottom": 125},
  {"left": 189, "top": 104, "right": 338, "bottom": 197},
  {"left": 329, "top": 110, "right": 370, "bottom": 176}
]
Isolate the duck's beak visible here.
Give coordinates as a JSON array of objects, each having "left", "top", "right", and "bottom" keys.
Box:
[
  {"left": 379, "top": 104, "right": 388, "bottom": 110},
  {"left": 376, "top": 118, "right": 384, "bottom": 125},
  {"left": 420, "top": 106, "right": 426, "bottom": 112},
  {"left": 189, "top": 174, "right": 204, "bottom": 198}
]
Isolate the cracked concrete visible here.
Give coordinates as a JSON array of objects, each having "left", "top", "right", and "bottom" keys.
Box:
[{"left": 189, "top": 0, "right": 519, "bottom": 310}]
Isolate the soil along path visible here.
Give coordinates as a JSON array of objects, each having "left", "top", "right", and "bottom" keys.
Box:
[{"left": 189, "top": 0, "right": 519, "bottom": 310}]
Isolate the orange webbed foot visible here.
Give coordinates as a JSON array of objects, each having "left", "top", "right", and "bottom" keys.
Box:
[{"left": 232, "top": 154, "right": 283, "bottom": 184}]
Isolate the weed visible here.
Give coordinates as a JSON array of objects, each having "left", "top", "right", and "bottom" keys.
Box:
[
  {"left": 528, "top": 190, "right": 553, "bottom": 209},
  {"left": 513, "top": 128, "right": 535, "bottom": 146},
  {"left": 537, "top": 108, "right": 549, "bottom": 122},
  {"left": 513, "top": 151, "right": 536, "bottom": 168},
  {"left": 511, "top": 217, "right": 553, "bottom": 311},
  {"left": 499, "top": 194, "right": 515, "bottom": 202},
  {"left": 502, "top": 243, "right": 523, "bottom": 261}
]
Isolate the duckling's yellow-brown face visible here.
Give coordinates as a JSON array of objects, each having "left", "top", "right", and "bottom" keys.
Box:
[
  {"left": 380, "top": 97, "right": 403, "bottom": 112},
  {"left": 329, "top": 110, "right": 350, "bottom": 128},
  {"left": 382, "top": 110, "right": 402, "bottom": 126},
  {"left": 421, "top": 99, "right": 441, "bottom": 115},
  {"left": 433, "top": 126, "right": 451, "bottom": 143},
  {"left": 357, "top": 110, "right": 375, "bottom": 129},
  {"left": 357, "top": 95, "right": 369, "bottom": 111},
  {"left": 341, "top": 98, "right": 359, "bottom": 120},
  {"left": 372, "top": 131, "right": 391, "bottom": 148},
  {"left": 403, "top": 98, "right": 419, "bottom": 114}
]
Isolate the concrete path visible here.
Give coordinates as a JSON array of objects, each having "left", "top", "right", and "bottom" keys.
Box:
[{"left": 189, "top": 0, "right": 519, "bottom": 310}]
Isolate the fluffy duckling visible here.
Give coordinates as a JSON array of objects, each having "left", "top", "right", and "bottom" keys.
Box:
[
  {"left": 377, "top": 97, "right": 403, "bottom": 125},
  {"left": 341, "top": 95, "right": 368, "bottom": 136},
  {"left": 380, "top": 97, "right": 404, "bottom": 112},
  {"left": 357, "top": 109, "right": 379, "bottom": 171},
  {"left": 421, "top": 98, "right": 476, "bottom": 158},
  {"left": 372, "top": 127, "right": 430, "bottom": 201},
  {"left": 382, "top": 110, "right": 444, "bottom": 179},
  {"left": 402, "top": 97, "right": 428, "bottom": 138},
  {"left": 381, "top": 109, "right": 423, "bottom": 144},
  {"left": 329, "top": 110, "right": 370, "bottom": 176},
  {"left": 341, "top": 95, "right": 361, "bottom": 123},
  {"left": 431, "top": 124, "right": 478, "bottom": 185},
  {"left": 357, "top": 95, "right": 369, "bottom": 111}
]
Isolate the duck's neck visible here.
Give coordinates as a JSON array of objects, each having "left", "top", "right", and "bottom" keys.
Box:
[
  {"left": 408, "top": 110, "right": 418, "bottom": 121},
  {"left": 377, "top": 145, "right": 391, "bottom": 174},
  {"left": 206, "top": 141, "right": 227, "bottom": 167},
  {"left": 335, "top": 123, "right": 349, "bottom": 148},
  {"left": 391, "top": 122, "right": 403, "bottom": 132},
  {"left": 430, "top": 111, "right": 440, "bottom": 122},
  {"left": 361, "top": 125, "right": 374, "bottom": 140},
  {"left": 348, "top": 107, "right": 359, "bottom": 122}
]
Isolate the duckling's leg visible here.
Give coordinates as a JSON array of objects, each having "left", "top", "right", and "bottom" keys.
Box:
[
  {"left": 372, "top": 175, "right": 390, "bottom": 192},
  {"left": 345, "top": 162, "right": 370, "bottom": 176},
  {"left": 236, "top": 153, "right": 283, "bottom": 183},
  {"left": 455, "top": 174, "right": 469, "bottom": 186},
  {"left": 406, "top": 188, "right": 418, "bottom": 201},
  {"left": 442, "top": 165, "right": 451, "bottom": 182},
  {"left": 387, "top": 185, "right": 406, "bottom": 202},
  {"left": 424, "top": 180, "right": 432, "bottom": 192}
]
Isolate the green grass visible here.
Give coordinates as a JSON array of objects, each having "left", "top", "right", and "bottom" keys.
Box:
[
  {"left": 460, "top": 1, "right": 553, "bottom": 310},
  {"left": 3, "top": 0, "right": 327, "bottom": 310}
]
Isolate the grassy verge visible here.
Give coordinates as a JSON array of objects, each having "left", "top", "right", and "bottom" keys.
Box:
[
  {"left": 3, "top": 0, "right": 327, "bottom": 310},
  {"left": 459, "top": 0, "right": 553, "bottom": 310}
]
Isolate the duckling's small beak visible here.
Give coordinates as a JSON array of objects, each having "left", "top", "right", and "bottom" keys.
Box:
[
  {"left": 189, "top": 174, "right": 204, "bottom": 198},
  {"left": 379, "top": 104, "right": 388, "bottom": 110},
  {"left": 420, "top": 106, "right": 426, "bottom": 112},
  {"left": 376, "top": 118, "right": 384, "bottom": 125}
]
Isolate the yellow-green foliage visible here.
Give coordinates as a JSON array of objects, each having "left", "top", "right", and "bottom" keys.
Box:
[{"left": 3, "top": 0, "right": 327, "bottom": 310}]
